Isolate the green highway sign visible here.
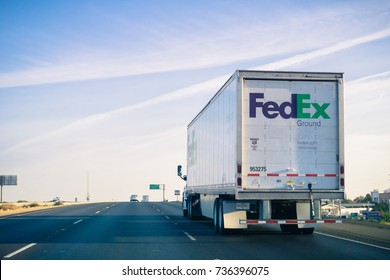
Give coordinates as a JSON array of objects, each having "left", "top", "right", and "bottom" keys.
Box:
[{"left": 149, "top": 184, "right": 161, "bottom": 190}]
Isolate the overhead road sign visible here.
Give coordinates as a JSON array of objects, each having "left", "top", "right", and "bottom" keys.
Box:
[
  {"left": 0, "top": 175, "right": 17, "bottom": 186},
  {"left": 149, "top": 184, "right": 161, "bottom": 190}
]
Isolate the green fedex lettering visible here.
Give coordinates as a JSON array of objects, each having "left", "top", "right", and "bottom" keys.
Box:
[
  {"left": 297, "top": 94, "right": 311, "bottom": 118},
  {"left": 296, "top": 94, "right": 330, "bottom": 119},
  {"left": 312, "top": 103, "right": 330, "bottom": 119}
]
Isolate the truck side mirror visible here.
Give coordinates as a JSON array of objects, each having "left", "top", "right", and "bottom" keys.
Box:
[{"left": 177, "top": 165, "right": 182, "bottom": 177}]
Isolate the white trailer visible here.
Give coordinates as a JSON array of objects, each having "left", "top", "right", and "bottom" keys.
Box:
[{"left": 178, "top": 70, "right": 345, "bottom": 234}]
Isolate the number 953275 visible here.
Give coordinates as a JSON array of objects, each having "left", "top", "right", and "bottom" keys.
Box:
[{"left": 249, "top": 166, "right": 267, "bottom": 172}]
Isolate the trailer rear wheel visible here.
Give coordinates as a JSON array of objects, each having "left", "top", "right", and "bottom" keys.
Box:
[
  {"left": 280, "top": 225, "right": 314, "bottom": 234},
  {"left": 301, "top": 228, "right": 314, "bottom": 234},
  {"left": 217, "top": 199, "right": 227, "bottom": 234},
  {"left": 213, "top": 198, "right": 220, "bottom": 232},
  {"left": 280, "top": 225, "right": 299, "bottom": 234}
]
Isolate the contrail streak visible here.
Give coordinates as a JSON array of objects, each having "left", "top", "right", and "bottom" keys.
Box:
[{"left": 2, "top": 28, "right": 390, "bottom": 154}]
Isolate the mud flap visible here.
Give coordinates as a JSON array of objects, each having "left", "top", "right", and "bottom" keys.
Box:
[{"left": 222, "top": 200, "right": 247, "bottom": 229}]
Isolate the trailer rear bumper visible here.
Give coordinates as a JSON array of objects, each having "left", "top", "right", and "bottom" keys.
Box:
[
  {"left": 239, "top": 219, "right": 342, "bottom": 225},
  {"left": 236, "top": 189, "right": 344, "bottom": 200}
]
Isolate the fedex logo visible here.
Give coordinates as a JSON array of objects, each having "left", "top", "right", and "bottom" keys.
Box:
[{"left": 249, "top": 93, "right": 330, "bottom": 119}]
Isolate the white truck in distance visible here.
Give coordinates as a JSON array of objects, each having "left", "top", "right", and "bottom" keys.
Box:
[{"left": 178, "top": 70, "right": 345, "bottom": 234}]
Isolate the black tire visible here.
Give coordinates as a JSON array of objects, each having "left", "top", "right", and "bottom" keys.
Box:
[
  {"left": 280, "top": 224, "right": 299, "bottom": 234},
  {"left": 301, "top": 228, "right": 314, "bottom": 234},
  {"left": 280, "top": 225, "right": 289, "bottom": 233},
  {"left": 187, "top": 196, "right": 193, "bottom": 220},
  {"left": 218, "top": 199, "right": 227, "bottom": 234},
  {"left": 213, "top": 198, "right": 220, "bottom": 232}
]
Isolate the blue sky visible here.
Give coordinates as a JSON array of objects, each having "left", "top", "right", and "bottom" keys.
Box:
[{"left": 0, "top": 0, "right": 389, "bottom": 202}]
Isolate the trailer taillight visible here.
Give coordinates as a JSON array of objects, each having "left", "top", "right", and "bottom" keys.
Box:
[
  {"left": 237, "top": 178, "right": 242, "bottom": 186},
  {"left": 340, "top": 178, "right": 345, "bottom": 187},
  {"left": 340, "top": 165, "right": 344, "bottom": 174},
  {"left": 237, "top": 164, "right": 242, "bottom": 174}
]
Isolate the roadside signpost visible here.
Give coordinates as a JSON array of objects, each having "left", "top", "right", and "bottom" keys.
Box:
[
  {"left": 0, "top": 175, "right": 17, "bottom": 203},
  {"left": 149, "top": 184, "right": 166, "bottom": 201},
  {"left": 362, "top": 211, "right": 382, "bottom": 222},
  {"left": 174, "top": 190, "right": 180, "bottom": 201}
]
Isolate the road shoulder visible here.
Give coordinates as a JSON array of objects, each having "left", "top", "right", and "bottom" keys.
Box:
[{"left": 316, "top": 219, "right": 390, "bottom": 250}]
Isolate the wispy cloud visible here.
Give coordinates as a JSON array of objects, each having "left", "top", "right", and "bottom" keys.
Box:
[
  {"left": 345, "top": 70, "right": 390, "bottom": 135},
  {"left": 2, "top": 4, "right": 389, "bottom": 89},
  {"left": 2, "top": 28, "right": 390, "bottom": 155},
  {"left": 0, "top": 75, "right": 229, "bottom": 154},
  {"left": 251, "top": 28, "right": 390, "bottom": 70},
  {"left": 346, "top": 70, "right": 390, "bottom": 95}
]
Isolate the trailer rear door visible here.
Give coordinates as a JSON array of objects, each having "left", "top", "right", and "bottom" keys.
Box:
[{"left": 241, "top": 78, "right": 341, "bottom": 191}]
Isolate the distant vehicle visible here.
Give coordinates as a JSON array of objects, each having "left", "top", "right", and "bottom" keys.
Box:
[
  {"left": 178, "top": 70, "right": 345, "bottom": 234},
  {"left": 51, "top": 197, "right": 60, "bottom": 202},
  {"left": 130, "top": 195, "right": 139, "bottom": 202},
  {"left": 142, "top": 195, "right": 149, "bottom": 202}
]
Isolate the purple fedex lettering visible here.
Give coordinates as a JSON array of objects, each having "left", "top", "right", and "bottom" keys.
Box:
[
  {"left": 249, "top": 93, "right": 297, "bottom": 119},
  {"left": 249, "top": 93, "right": 264, "bottom": 118}
]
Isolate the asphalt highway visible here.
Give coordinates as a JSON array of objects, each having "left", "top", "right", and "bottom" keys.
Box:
[{"left": 0, "top": 202, "right": 389, "bottom": 260}]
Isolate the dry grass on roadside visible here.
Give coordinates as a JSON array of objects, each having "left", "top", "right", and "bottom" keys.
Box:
[
  {"left": 0, "top": 201, "right": 67, "bottom": 216},
  {"left": 0, "top": 203, "right": 20, "bottom": 211}
]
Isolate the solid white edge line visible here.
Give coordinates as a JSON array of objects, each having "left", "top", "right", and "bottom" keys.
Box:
[
  {"left": 315, "top": 231, "right": 390, "bottom": 251},
  {"left": 3, "top": 243, "right": 37, "bottom": 259},
  {"left": 183, "top": 231, "right": 196, "bottom": 241},
  {"left": 73, "top": 219, "right": 83, "bottom": 224}
]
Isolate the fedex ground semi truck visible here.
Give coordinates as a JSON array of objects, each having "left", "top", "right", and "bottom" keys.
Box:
[{"left": 178, "top": 70, "right": 345, "bottom": 234}]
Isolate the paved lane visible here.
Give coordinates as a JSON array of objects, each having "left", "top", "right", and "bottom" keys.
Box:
[
  {"left": 0, "top": 202, "right": 115, "bottom": 258},
  {"left": 1, "top": 202, "right": 389, "bottom": 260}
]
